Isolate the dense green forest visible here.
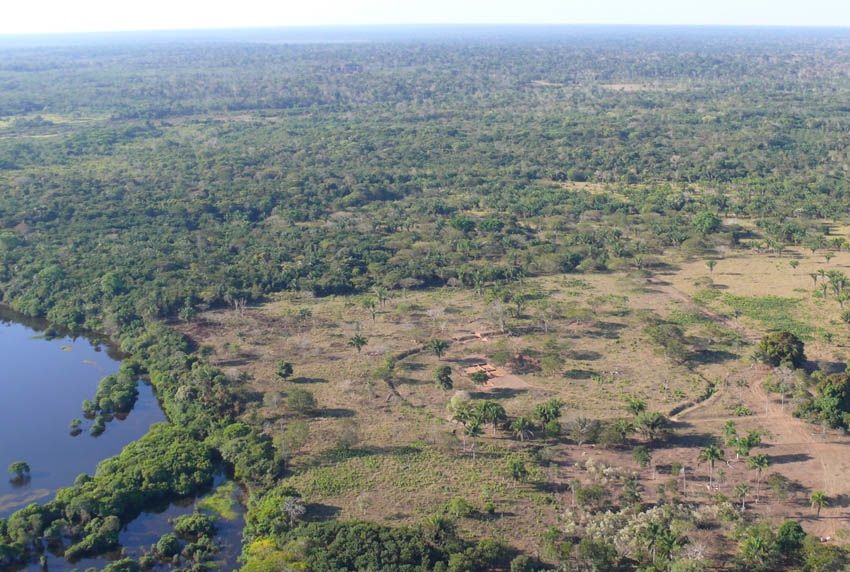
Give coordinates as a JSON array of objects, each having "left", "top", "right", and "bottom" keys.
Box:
[
  {"left": 3, "top": 27, "right": 850, "bottom": 571},
  {"left": 2, "top": 31, "right": 850, "bottom": 329}
]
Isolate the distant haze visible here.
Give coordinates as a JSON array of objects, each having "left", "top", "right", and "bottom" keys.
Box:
[{"left": 2, "top": 0, "right": 850, "bottom": 36}]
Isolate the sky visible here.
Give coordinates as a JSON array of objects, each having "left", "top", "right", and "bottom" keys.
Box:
[{"left": 3, "top": 0, "right": 850, "bottom": 35}]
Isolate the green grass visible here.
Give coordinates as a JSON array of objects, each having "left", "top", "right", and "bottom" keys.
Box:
[
  {"left": 197, "top": 481, "right": 240, "bottom": 520},
  {"left": 693, "top": 288, "right": 817, "bottom": 338},
  {"left": 721, "top": 294, "right": 815, "bottom": 338}
]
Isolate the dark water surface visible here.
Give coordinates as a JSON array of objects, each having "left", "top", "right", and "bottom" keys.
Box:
[
  {"left": 0, "top": 307, "right": 167, "bottom": 518},
  {"left": 34, "top": 477, "right": 246, "bottom": 572},
  {"left": 1, "top": 309, "right": 245, "bottom": 570}
]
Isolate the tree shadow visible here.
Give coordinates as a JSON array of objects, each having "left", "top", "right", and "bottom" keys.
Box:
[
  {"left": 216, "top": 357, "right": 253, "bottom": 367},
  {"left": 688, "top": 348, "right": 738, "bottom": 366},
  {"left": 564, "top": 369, "right": 598, "bottom": 380},
  {"left": 305, "top": 503, "right": 341, "bottom": 522},
  {"left": 565, "top": 350, "right": 603, "bottom": 361},
  {"left": 532, "top": 480, "right": 568, "bottom": 494},
  {"left": 593, "top": 321, "right": 628, "bottom": 333},
  {"left": 399, "top": 362, "right": 427, "bottom": 372},
  {"left": 321, "top": 408, "right": 356, "bottom": 418},
  {"left": 450, "top": 356, "right": 488, "bottom": 367},
  {"left": 663, "top": 430, "right": 717, "bottom": 450},
  {"left": 806, "top": 359, "right": 846, "bottom": 374},
  {"left": 293, "top": 376, "right": 328, "bottom": 384},
  {"left": 470, "top": 387, "right": 529, "bottom": 400},
  {"left": 768, "top": 453, "right": 813, "bottom": 465}
]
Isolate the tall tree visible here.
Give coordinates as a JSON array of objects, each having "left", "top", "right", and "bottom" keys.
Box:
[{"left": 698, "top": 444, "right": 724, "bottom": 488}]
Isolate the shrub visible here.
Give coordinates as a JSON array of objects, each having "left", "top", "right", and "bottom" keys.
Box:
[
  {"left": 446, "top": 497, "right": 474, "bottom": 519},
  {"left": 173, "top": 513, "right": 216, "bottom": 540},
  {"left": 276, "top": 361, "right": 294, "bottom": 381},
  {"left": 288, "top": 388, "right": 317, "bottom": 414},
  {"left": 754, "top": 331, "right": 805, "bottom": 368},
  {"left": 510, "top": 555, "right": 536, "bottom": 572},
  {"left": 155, "top": 533, "right": 181, "bottom": 558}
]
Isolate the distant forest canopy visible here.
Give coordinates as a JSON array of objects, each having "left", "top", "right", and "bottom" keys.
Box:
[{"left": 1, "top": 29, "right": 850, "bottom": 330}]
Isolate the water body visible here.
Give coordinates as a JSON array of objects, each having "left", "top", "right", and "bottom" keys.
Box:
[
  {"left": 1, "top": 308, "right": 245, "bottom": 570},
  {"left": 37, "top": 477, "right": 246, "bottom": 572},
  {"left": 0, "top": 307, "right": 166, "bottom": 517}
]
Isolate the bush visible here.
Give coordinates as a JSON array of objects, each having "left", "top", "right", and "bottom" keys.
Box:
[
  {"left": 776, "top": 520, "right": 805, "bottom": 562},
  {"left": 155, "top": 533, "right": 181, "bottom": 558},
  {"left": 754, "top": 331, "right": 805, "bottom": 368},
  {"left": 102, "top": 558, "right": 142, "bottom": 572},
  {"left": 577, "top": 538, "right": 618, "bottom": 571},
  {"left": 445, "top": 497, "right": 475, "bottom": 519},
  {"left": 470, "top": 371, "right": 489, "bottom": 385},
  {"left": 244, "top": 485, "right": 303, "bottom": 538},
  {"left": 335, "top": 419, "right": 361, "bottom": 451},
  {"left": 287, "top": 388, "right": 317, "bottom": 414},
  {"left": 510, "top": 555, "right": 536, "bottom": 572},
  {"left": 173, "top": 513, "right": 216, "bottom": 540},
  {"left": 276, "top": 361, "right": 294, "bottom": 380}
]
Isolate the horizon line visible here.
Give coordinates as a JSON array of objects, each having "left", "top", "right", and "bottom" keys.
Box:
[{"left": 3, "top": 21, "right": 850, "bottom": 39}]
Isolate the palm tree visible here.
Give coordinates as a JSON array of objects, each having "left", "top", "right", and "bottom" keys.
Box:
[
  {"left": 348, "top": 334, "right": 368, "bottom": 353},
  {"left": 640, "top": 521, "right": 681, "bottom": 565},
  {"left": 372, "top": 286, "right": 389, "bottom": 307},
  {"left": 465, "top": 418, "right": 483, "bottom": 460},
  {"left": 451, "top": 404, "right": 475, "bottom": 446},
  {"left": 640, "top": 521, "right": 665, "bottom": 564},
  {"left": 722, "top": 420, "right": 738, "bottom": 446},
  {"left": 739, "top": 528, "right": 774, "bottom": 569},
  {"left": 426, "top": 339, "right": 450, "bottom": 360},
  {"left": 811, "top": 490, "right": 828, "bottom": 517},
  {"left": 809, "top": 272, "right": 819, "bottom": 287},
  {"left": 635, "top": 411, "right": 668, "bottom": 443},
  {"left": 698, "top": 444, "right": 724, "bottom": 488},
  {"left": 624, "top": 395, "right": 646, "bottom": 417},
  {"left": 477, "top": 401, "right": 507, "bottom": 436},
  {"left": 363, "top": 298, "right": 378, "bottom": 320},
  {"left": 747, "top": 454, "right": 770, "bottom": 502},
  {"left": 533, "top": 398, "right": 565, "bottom": 424},
  {"left": 612, "top": 418, "right": 635, "bottom": 445},
  {"left": 510, "top": 417, "right": 535, "bottom": 442},
  {"left": 735, "top": 483, "right": 751, "bottom": 511},
  {"left": 733, "top": 437, "right": 752, "bottom": 460}
]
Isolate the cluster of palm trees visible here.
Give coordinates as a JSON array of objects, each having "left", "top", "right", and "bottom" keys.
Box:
[
  {"left": 510, "top": 398, "right": 566, "bottom": 443},
  {"left": 809, "top": 268, "right": 850, "bottom": 308},
  {"left": 451, "top": 400, "right": 508, "bottom": 459},
  {"left": 697, "top": 421, "right": 780, "bottom": 512},
  {"left": 450, "top": 398, "right": 567, "bottom": 457}
]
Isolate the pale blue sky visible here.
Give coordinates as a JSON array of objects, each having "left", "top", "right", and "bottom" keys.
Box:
[{"left": 4, "top": 0, "right": 850, "bottom": 35}]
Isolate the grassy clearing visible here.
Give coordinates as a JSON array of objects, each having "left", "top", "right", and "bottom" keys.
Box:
[
  {"left": 694, "top": 289, "right": 815, "bottom": 338},
  {"left": 198, "top": 481, "right": 240, "bottom": 520},
  {"left": 671, "top": 249, "right": 850, "bottom": 362},
  {"left": 181, "top": 265, "right": 850, "bottom": 552}
]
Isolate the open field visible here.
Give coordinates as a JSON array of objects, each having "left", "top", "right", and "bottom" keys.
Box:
[{"left": 178, "top": 247, "right": 850, "bottom": 559}]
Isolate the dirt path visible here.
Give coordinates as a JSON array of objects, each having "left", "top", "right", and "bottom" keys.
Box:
[
  {"left": 646, "top": 276, "right": 759, "bottom": 342},
  {"left": 650, "top": 274, "right": 850, "bottom": 538}
]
